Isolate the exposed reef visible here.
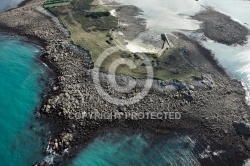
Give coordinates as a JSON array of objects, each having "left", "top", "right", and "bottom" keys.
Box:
[{"left": 193, "top": 9, "right": 249, "bottom": 45}]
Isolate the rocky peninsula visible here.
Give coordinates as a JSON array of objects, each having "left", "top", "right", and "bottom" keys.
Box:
[
  {"left": 0, "top": 0, "right": 250, "bottom": 165},
  {"left": 193, "top": 8, "right": 250, "bottom": 45}
]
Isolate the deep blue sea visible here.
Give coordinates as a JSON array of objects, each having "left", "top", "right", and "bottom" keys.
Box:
[{"left": 0, "top": 34, "right": 50, "bottom": 165}]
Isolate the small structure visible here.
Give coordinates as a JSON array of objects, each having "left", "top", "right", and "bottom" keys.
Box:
[
  {"left": 43, "top": 0, "right": 71, "bottom": 8},
  {"left": 161, "top": 33, "right": 171, "bottom": 48}
]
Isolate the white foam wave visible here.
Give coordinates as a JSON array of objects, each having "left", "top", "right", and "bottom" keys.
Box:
[
  {"left": 244, "top": 159, "right": 250, "bottom": 166},
  {"left": 110, "top": 9, "right": 116, "bottom": 17},
  {"left": 199, "top": 146, "right": 224, "bottom": 159},
  {"left": 44, "top": 155, "right": 56, "bottom": 165}
]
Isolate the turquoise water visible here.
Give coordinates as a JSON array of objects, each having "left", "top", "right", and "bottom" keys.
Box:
[
  {"left": 0, "top": 34, "right": 50, "bottom": 165},
  {"left": 71, "top": 133, "right": 199, "bottom": 166},
  {"left": 71, "top": 1, "right": 250, "bottom": 165},
  {"left": 1, "top": 1, "right": 249, "bottom": 165}
]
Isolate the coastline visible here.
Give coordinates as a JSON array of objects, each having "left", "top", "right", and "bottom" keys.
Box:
[
  {"left": 0, "top": 23, "right": 46, "bottom": 47},
  {"left": 0, "top": 30, "right": 53, "bottom": 165},
  {"left": 193, "top": 8, "right": 250, "bottom": 46},
  {"left": 0, "top": 0, "right": 250, "bottom": 165},
  {"left": 4, "top": 0, "right": 34, "bottom": 12}
]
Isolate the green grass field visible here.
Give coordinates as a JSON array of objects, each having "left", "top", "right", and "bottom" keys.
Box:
[{"left": 45, "top": 0, "right": 201, "bottom": 80}]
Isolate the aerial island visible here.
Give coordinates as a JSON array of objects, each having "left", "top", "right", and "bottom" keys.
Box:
[{"left": 0, "top": 0, "right": 250, "bottom": 165}]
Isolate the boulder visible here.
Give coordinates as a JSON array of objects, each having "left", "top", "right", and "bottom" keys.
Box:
[
  {"left": 233, "top": 121, "right": 250, "bottom": 136},
  {"left": 61, "top": 133, "right": 73, "bottom": 143}
]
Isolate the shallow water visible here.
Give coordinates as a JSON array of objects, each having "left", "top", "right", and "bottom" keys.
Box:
[
  {"left": 111, "top": 0, "right": 204, "bottom": 31},
  {"left": 0, "top": 34, "right": 50, "bottom": 165},
  {"left": 1, "top": 0, "right": 249, "bottom": 165},
  {"left": 200, "top": 37, "right": 250, "bottom": 104},
  {"left": 109, "top": 0, "right": 250, "bottom": 104},
  {"left": 71, "top": 133, "right": 200, "bottom": 166},
  {"left": 111, "top": 0, "right": 250, "bottom": 34},
  {"left": 73, "top": 1, "right": 250, "bottom": 165},
  {"left": 108, "top": 0, "right": 205, "bottom": 53},
  {"left": 203, "top": 0, "right": 250, "bottom": 29},
  {"left": 199, "top": 0, "right": 250, "bottom": 104},
  {"left": 0, "top": 0, "right": 24, "bottom": 12}
]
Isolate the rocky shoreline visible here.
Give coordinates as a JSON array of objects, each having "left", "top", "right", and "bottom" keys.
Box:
[
  {"left": 193, "top": 8, "right": 250, "bottom": 45},
  {"left": 1, "top": 0, "right": 250, "bottom": 165}
]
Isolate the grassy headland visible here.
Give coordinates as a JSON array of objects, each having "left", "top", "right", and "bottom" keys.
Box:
[
  {"left": 1, "top": 1, "right": 249, "bottom": 165},
  {"left": 44, "top": 0, "right": 202, "bottom": 80}
]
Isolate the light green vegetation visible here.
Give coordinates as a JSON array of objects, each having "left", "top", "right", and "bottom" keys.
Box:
[
  {"left": 48, "top": 0, "right": 118, "bottom": 60},
  {"left": 44, "top": 0, "right": 201, "bottom": 80},
  {"left": 97, "top": 48, "right": 200, "bottom": 80},
  {"left": 154, "top": 48, "right": 200, "bottom": 80}
]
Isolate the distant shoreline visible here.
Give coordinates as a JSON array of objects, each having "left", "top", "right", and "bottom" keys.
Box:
[{"left": 3, "top": 0, "right": 33, "bottom": 12}]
